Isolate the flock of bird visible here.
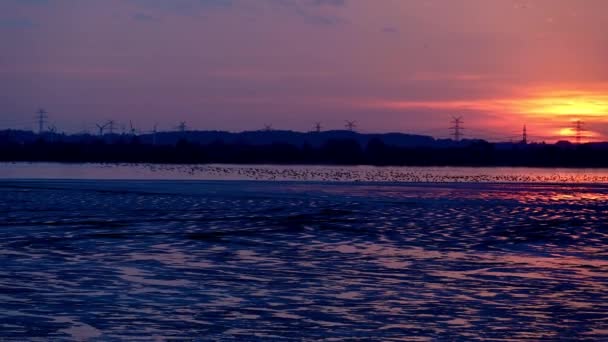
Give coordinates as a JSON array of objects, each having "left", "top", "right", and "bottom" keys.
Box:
[{"left": 138, "top": 164, "right": 608, "bottom": 184}]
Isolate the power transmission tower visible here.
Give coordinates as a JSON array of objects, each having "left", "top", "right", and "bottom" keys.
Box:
[
  {"left": 575, "top": 120, "right": 584, "bottom": 144},
  {"left": 314, "top": 122, "right": 322, "bottom": 133},
  {"left": 263, "top": 124, "right": 273, "bottom": 131},
  {"left": 522, "top": 125, "right": 528, "bottom": 144},
  {"left": 345, "top": 120, "right": 356, "bottom": 131},
  {"left": 177, "top": 121, "right": 187, "bottom": 133},
  {"left": 36, "top": 108, "right": 48, "bottom": 134},
  {"left": 450, "top": 116, "right": 464, "bottom": 141}
]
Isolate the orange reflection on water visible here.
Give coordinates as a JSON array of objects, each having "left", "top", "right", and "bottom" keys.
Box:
[
  {"left": 547, "top": 192, "right": 608, "bottom": 202},
  {"left": 477, "top": 187, "right": 608, "bottom": 203}
]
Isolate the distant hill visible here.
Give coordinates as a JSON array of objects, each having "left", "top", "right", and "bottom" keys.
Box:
[
  {"left": 149, "top": 130, "right": 443, "bottom": 148},
  {"left": 0, "top": 129, "right": 475, "bottom": 148},
  {"left": 2, "top": 129, "right": 608, "bottom": 167}
]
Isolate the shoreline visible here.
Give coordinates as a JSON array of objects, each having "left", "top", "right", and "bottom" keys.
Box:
[{"left": 2, "top": 162, "right": 608, "bottom": 184}]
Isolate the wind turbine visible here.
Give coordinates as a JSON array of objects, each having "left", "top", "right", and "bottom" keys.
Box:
[
  {"left": 152, "top": 123, "right": 158, "bottom": 145},
  {"left": 107, "top": 120, "right": 115, "bottom": 134},
  {"left": 96, "top": 122, "right": 110, "bottom": 136},
  {"left": 129, "top": 120, "right": 137, "bottom": 135}
]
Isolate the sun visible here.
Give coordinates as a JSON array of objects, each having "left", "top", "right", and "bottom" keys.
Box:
[
  {"left": 558, "top": 127, "right": 575, "bottom": 137},
  {"left": 556, "top": 125, "right": 599, "bottom": 143}
]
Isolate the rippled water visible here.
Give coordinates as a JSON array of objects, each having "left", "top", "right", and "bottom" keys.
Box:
[{"left": 1, "top": 179, "right": 608, "bottom": 340}]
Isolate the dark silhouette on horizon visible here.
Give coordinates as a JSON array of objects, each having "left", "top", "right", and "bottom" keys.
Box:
[{"left": 1, "top": 129, "right": 607, "bottom": 167}]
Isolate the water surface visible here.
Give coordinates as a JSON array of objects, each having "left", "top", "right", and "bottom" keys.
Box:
[{"left": 1, "top": 178, "right": 607, "bottom": 340}]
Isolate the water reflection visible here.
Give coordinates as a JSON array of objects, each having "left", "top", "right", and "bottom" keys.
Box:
[{"left": 0, "top": 179, "right": 607, "bottom": 340}]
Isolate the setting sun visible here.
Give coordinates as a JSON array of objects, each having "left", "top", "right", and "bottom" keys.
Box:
[{"left": 557, "top": 127, "right": 577, "bottom": 138}]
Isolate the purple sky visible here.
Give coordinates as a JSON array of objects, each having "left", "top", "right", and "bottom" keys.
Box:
[{"left": 1, "top": 0, "right": 607, "bottom": 141}]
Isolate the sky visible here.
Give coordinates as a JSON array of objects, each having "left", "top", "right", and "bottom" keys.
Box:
[{"left": 1, "top": 0, "right": 607, "bottom": 142}]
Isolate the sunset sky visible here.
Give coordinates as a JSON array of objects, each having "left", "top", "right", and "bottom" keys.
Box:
[{"left": 1, "top": 0, "right": 607, "bottom": 142}]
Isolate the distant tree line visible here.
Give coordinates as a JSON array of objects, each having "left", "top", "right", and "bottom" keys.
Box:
[{"left": 1, "top": 135, "right": 608, "bottom": 167}]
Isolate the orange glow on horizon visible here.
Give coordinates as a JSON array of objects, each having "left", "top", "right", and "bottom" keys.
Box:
[
  {"left": 375, "top": 87, "right": 608, "bottom": 116},
  {"left": 372, "top": 85, "right": 608, "bottom": 142},
  {"left": 506, "top": 89, "right": 608, "bottom": 117}
]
